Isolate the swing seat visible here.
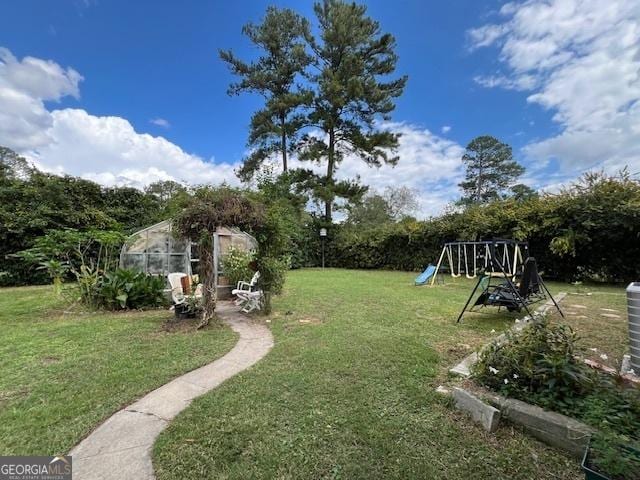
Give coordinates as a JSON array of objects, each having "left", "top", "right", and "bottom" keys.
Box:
[
  {"left": 474, "top": 284, "right": 521, "bottom": 311},
  {"left": 471, "top": 258, "right": 547, "bottom": 313}
]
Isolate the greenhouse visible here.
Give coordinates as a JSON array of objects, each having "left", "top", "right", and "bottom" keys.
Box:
[{"left": 119, "top": 219, "right": 257, "bottom": 294}]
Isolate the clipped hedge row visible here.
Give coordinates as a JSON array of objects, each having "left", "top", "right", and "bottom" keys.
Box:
[{"left": 296, "top": 174, "right": 640, "bottom": 282}]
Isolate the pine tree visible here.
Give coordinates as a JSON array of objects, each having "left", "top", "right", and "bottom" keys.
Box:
[
  {"left": 458, "top": 136, "right": 525, "bottom": 204},
  {"left": 299, "top": 0, "right": 407, "bottom": 221},
  {"left": 220, "top": 7, "right": 313, "bottom": 180}
]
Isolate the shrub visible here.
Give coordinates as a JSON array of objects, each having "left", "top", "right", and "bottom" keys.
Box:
[
  {"left": 253, "top": 200, "right": 296, "bottom": 314},
  {"left": 472, "top": 319, "right": 595, "bottom": 406},
  {"left": 294, "top": 172, "right": 640, "bottom": 282},
  {"left": 588, "top": 431, "right": 640, "bottom": 480},
  {"left": 71, "top": 268, "right": 167, "bottom": 310},
  {"left": 96, "top": 269, "right": 167, "bottom": 310},
  {"left": 472, "top": 319, "right": 640, "bottom": 479},
  {"left": 221, "top": 246, "right": 255, "bottom": 287}
]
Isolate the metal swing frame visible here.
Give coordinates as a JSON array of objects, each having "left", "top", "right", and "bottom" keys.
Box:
[
  {"left": 456, "top": 241, "right": 564, "bottom": 323},
  {"left": 430, "top": 240, "right": 528, "bottom": 286}
]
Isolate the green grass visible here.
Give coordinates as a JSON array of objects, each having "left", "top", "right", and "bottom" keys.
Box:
[
  {"left": 0, "top": 285, "right": 237, "bottom": 455},
  {"left": 152, "top": 269, "right": 628, "bottom": 480},
  {"left": 548, "top": 289, "right": 629, "bottom": 369}
]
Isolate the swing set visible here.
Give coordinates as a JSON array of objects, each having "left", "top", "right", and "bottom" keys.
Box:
[
  {"left": 454, "top": 241, "right": 564, "bottom": 323},
  {"left": 429, "top": 240, "right": 528, "bottom": 285}
]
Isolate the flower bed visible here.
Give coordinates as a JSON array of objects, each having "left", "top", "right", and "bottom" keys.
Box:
[{"left": 471, "top": 318, "right": 640, "bottom": 480}]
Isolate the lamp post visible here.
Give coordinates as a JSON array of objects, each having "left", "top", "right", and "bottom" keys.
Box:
[{"left": 319, "top": 228, "right": 327, "bottom": 269}]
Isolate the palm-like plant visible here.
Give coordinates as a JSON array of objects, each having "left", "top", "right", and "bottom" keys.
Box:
[{"left": 37, "top": 259, "right": 69, "bottom": 296}]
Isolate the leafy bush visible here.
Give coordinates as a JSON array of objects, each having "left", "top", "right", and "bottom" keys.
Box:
[
  {"left": 253, "top": 200, "right": 297, "bottom": 314},
  {"left": 221, "top": 246, "right": 255, "bottom": 287},
  {"left": 472, "top": 319, "right": 595, "bottom": 406},
  {"left": 473, "top": 319, "right": 640, "bottom": 479},
  {"left": 256, "top": 255, "right": 289, "bottom": 296},
  {"left": 296, "top": 172, "right": 640, "bottom": 282},
  {"left": 72, "top": 268, "right": 167, "bottom": 310},
  {"left": 96, "top": 269, "right": 167, "bottom": 310}
]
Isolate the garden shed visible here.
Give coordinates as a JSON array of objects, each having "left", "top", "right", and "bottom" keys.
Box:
[{"left": 119, "top": 219, "right": 257, "bottom": 296}]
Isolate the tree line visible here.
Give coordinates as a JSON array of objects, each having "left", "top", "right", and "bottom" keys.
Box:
[
  {"left": 2, "top": 145, "right": 639, "bottom": 285},
  {"left": 1, "top": 0, "right": 637, "bottom": 286},
  {"left": 305, "top": 171, "right": 640, "bottom": 283},
  {"left": 0, "top": 146, "right": 189, "bottom": 285}
]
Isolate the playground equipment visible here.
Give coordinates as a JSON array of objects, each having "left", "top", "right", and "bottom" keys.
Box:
[
  {"left": 415, "top": 264, "right": 437, "bottom": 286},
  {"left": 429, "top": 240, "right": 528, "bottom": 286},
  {"left": 456, "top": 242, "right": 563, "bottom": 322}
]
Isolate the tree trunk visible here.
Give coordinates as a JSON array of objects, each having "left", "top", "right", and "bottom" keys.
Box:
[
  {"left": 262, "top": 291, "right": 272, "bottom": 315},
  {"left": 280, "top": 113, "right": 288, "bottom": 173},
  {"left": 325, "top": 129, "right": 335, "bottom": 222},
  {"left": 197, "top": 234, "right": 216, "bottom": 329},
  {"left": 476, "top": 156, "right": 483, "bottom": 204}
]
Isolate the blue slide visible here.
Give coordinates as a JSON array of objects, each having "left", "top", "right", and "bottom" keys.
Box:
[{"left": 415, "top": 264, "right": 436, "bottom": 286}]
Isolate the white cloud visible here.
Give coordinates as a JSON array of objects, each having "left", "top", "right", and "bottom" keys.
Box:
[
  {"left": 441, "top": 125, "right": 451, "bottom": 134},
  {"left": 150, "top": 117, "right": 170, "bottom": 128},
  {"left": 0, "top": 47, "right": 465, "bottom": 217},
  {"left": 469, "top": 0, "right": 640, "bottom": 175},
  {"left": 467, "top": 24, "right": 508, "bottom": 49},
  {"left": 473, "top": 73, "right": 538, "bottom": 91},
  {"left": 0, "top": 47, "right": 240, "bottom": 189},
  {"left": 0, "top": 47, "right": 82, "bottom": 101},
  {"left": 0, "top": 47, "right": 83, "bottom": 151},
  {"left": 31, "top": 109, "right": 240, "bottom": 188}
]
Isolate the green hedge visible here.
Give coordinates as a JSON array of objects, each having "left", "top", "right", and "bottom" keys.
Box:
[{"left": 297, "top": 174, "right": 640, "bottom": 282}]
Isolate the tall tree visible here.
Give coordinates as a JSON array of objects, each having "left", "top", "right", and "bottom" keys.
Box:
[
  {"left": 458, "top": 135, "right": 525, "bottom": 205},
  {"left": 299, "top": 0, "right": 407, "bottom": 222},
  {"left": 220, "top": 7, "right": 313, "bottom": 179},
  {"left": 510, "top": 183, "right": 538, "bottom": 202},
  {"left": 346, "top": 193, "right": 393, "bottom": 227},
  {"left": 382, "top": 185, "right": 418, "bottom": 220},
  {"left": 0, "top": 146, "right": 34, "bottom": 180},
  {"left": 145, "top": 180, "right": 186, "bottom": 204}
]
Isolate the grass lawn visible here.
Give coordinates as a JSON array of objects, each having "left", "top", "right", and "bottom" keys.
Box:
[
  {"left": 0, "top": 285, "right": 237, "bottom": 455},
  {"left": 548, "top": 288, "right": 629, "bottom": 369},
  {"left": 152, "top": 269, "right": 629, "bottom": 480}
]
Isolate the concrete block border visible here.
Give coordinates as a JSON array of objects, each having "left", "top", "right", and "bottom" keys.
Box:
[
  {"left": 452, "top": 387, "right": 501, "bottom": 433},
  {"left": 487, "top": 394, "right": 594, "bottom": 459},
  {"left": 446, "top": 292, "right": 598, "bottom": 458}
]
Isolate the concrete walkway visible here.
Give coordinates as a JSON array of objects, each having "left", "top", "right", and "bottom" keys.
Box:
[{"left": 69, "top": 302, "right": 273, "bottom": 480}]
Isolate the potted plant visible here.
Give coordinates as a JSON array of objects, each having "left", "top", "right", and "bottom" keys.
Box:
[
  {"left": 174, "top": 292, "right": 203, "bottom": 319},
  {"left": 582, "top": 434, "right": 640, "bottom": 480}
]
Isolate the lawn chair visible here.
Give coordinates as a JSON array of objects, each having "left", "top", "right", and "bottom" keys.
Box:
[
  {"left": 240, "top": 290, "right": 263, "bottom": 313},
  {"left": 168, "top": 272, "right": 188, "bottom": 305},
  {"left": 232, "top": 271, "right": 260, "bottom": 305},
  {"left": 232, "top": 272, "right": 262, "bottom": 312}
]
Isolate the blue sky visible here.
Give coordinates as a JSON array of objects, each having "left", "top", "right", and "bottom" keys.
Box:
[{"left": 1, "top": 0, "right": 638, "bottom": 216}]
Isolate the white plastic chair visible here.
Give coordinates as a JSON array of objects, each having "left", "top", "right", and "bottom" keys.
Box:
[
  {"left": 232, "top": 271, "right": 262, "bottom": 311},
  {"left": 240, "top": 290, "right": 263, "bottom": 313},
  {"left": 232, "top": 272, "right": 260, "bottom": 296}
]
